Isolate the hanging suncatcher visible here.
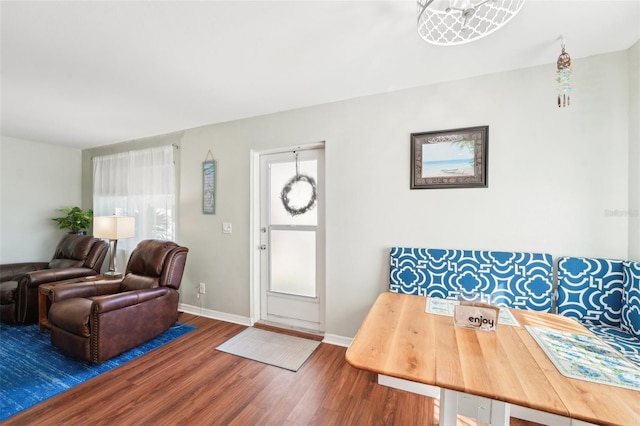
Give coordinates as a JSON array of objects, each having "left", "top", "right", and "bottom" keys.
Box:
[{"left": 556, "top": 40, "right": 572, "bottom": 108}]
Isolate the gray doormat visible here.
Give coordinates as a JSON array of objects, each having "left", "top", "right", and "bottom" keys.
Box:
[{"left": 216, "top": 327, "right": 321, "bottom": 372}]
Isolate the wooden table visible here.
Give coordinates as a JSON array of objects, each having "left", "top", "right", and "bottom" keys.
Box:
[
  {"left": 345, "top": 292, "right": 640, "bottom": 426},
  {"left": 38, "top": 275, "right": 102, "bottom": 331}
]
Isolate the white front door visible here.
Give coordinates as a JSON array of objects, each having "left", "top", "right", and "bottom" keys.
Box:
[{"left": 258, "top": 147, "right": 325, "bottom": 332}]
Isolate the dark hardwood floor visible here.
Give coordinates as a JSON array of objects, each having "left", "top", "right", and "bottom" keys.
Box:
[{"left": 4, "top": 313, "right": 540, "bottom": 426}]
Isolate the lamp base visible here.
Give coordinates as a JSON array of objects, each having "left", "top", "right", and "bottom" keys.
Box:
[{"left": 103, "top": 271, "right": 123, "bottom": 280}]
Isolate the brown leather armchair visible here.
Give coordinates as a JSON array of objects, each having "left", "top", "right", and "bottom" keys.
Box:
[
  {"left": 47, "top": 239, "right": 188, "bottom": 363},
  {"left": 0, "top": 234, "right": 109, "bottom": 324}
]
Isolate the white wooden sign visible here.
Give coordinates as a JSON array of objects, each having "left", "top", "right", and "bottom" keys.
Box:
[{"left": 453, "top": 302, "right": 500, "bottom": 331}]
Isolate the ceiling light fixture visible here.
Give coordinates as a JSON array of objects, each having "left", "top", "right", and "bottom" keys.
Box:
[
  {"left": 417, "top": 0, "right": 526, "bottom": 46},
  {"left": 556, "top": 38, "right": 572, "bottom": 108}
]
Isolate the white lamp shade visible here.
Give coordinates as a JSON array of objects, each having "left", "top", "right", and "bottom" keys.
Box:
[{"left": 93, "top": 216, "right": 135, "bottom": 239}]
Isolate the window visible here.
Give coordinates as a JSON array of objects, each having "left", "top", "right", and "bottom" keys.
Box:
[{"left": 93, "top": 145, "right": 176, "bottom": 259}]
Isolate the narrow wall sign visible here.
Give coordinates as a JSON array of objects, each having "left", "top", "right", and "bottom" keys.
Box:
[{"left": 203, "top": 151, "right": 216, "bottom": 214}]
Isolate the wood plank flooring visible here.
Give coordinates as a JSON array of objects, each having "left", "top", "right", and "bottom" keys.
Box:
[{"left": 3, "top": 313, "right": 540, "bottom": 426}]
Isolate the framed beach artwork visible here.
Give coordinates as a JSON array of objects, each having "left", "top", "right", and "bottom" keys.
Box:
[{"left": 410, "top": 126, "right": 488, "bottom": 189}]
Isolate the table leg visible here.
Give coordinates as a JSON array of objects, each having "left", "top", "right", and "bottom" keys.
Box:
[
  {"left": 439, "top": 388, "right": 510, "bottom": 426},
  {"left": 491, "top": 400, "right": 510, "bottom": 426},
  {"left": 38, "top": 291, "right": 46, "bottom": 331},
  {"left": 38, "top": 290, "right": 51, "bottom": 331},
  {"left": 439, "top": 388, "right": 458, "bottom": 426}
]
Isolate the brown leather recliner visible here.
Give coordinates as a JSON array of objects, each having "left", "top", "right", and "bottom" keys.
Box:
[
  {"left": 0, "top": 234, "right": 109, "bottom": 324},
  {"left": 47, "top": 239, "right": 188, "bottom": 363}
]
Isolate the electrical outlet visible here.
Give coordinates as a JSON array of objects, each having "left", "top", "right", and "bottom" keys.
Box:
[{"left": 199, "top": 282, "right": 206, "bottom": 294}]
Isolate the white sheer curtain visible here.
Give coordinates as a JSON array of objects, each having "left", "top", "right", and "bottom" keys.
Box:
[{"left": 93, "top": 145, "right": 176, "bottom": 265}]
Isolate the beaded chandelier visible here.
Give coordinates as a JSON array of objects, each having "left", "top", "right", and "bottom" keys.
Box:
[{"left": 417, "top": 0, "right": 526, "bottom": 46}]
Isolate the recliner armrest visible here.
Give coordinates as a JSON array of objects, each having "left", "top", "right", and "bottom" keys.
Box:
[
  {"left": 0, "top": 262, "right": 48, "bottom": 282},
  {"left": 19, "top": 267, "right": 102, "bottom": 288},
  {"left": 92, "top": 288, "right": 170, "bottom": 314},
  {"left": 49, "top": 280, "right": 123, "bottom": 302}
]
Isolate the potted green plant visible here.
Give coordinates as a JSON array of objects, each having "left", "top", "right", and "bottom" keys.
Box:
[{"left": 52, "top": 206, "right": 94, "bottom": 235}]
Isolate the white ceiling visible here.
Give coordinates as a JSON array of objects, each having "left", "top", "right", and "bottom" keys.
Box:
[{"left": 1, "top": 0, "right": 639, "bottom": 150}]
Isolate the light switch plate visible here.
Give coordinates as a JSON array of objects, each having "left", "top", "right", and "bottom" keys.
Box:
[{"left": 223, "top": 222, "right": 232, "bottom": 234}]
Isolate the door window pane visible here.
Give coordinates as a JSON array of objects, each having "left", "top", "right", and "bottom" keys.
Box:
[{"left": 270, "top": 229, "right": 316, "bottom": 297}]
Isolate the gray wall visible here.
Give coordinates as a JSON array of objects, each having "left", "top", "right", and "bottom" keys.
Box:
[
  {"left": 628, "top": 41, "right": 640, "bottom": 260},
  {"left": 0, "top": 136, "right": 83, "bottom": 263},
  {"left": 81, "top": 49, "right": 636, "bottom": 339},
  {"left": 2, "top": 47, "right": 636, "bottom": 339}
]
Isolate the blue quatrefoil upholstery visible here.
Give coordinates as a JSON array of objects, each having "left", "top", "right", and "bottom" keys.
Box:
[
  {"left": 556, "top": 257, "right": 624, "bottom": 326},
  {"left": 557, "top": 257, "right": 640, "bottom": 366},
  {"left": 621, "top": 261, "right": 640, "bottom": 364},
  {"left": 389, "top": 247, "right": 554, "bottom": 312}
]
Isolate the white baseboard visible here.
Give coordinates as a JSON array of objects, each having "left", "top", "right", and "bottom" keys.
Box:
[
  {"left": 179, "top": 303, "right": 252, "bottom": 326},
  {"left": 179, "top": 303, "right": 353, "bottom": 347},
  {"left": 322, "top": 333, "right": 352, "bottom": 347}
]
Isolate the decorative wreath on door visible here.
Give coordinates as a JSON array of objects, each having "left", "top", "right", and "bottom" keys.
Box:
[{"left": 280, "top": 152, "right": 317, "bottom": 216}]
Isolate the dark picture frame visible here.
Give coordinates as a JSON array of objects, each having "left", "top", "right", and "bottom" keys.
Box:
[{"left": 410, "top": 125, "right": 488, "bottom": 189}]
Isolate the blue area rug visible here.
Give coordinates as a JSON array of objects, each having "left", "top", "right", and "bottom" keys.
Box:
[{"left": 0, "top": 322, "right": 196, "bottom": 421}]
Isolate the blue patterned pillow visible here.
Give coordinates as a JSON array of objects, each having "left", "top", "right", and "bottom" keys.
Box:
[
  {"left": 556, "top": 257, "right": 623, "bottom": 327},
  {"left": 389, "top": 247, "right": 553, "bottom": 312},
  {"left": 621, "top": 261, "right": 640, "bottom": 339}
]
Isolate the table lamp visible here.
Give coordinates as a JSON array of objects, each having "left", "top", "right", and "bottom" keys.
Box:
[{"left": 93, "top": 215, "right": 136, "bottom": 279}]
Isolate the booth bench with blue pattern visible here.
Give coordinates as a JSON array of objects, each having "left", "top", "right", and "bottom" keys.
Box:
[
  {"left": 389, "top": 247, "right": 640, "bottom": 366},
  {"left": 556, "top": 256, "right": 640, "bottom": 365}
]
